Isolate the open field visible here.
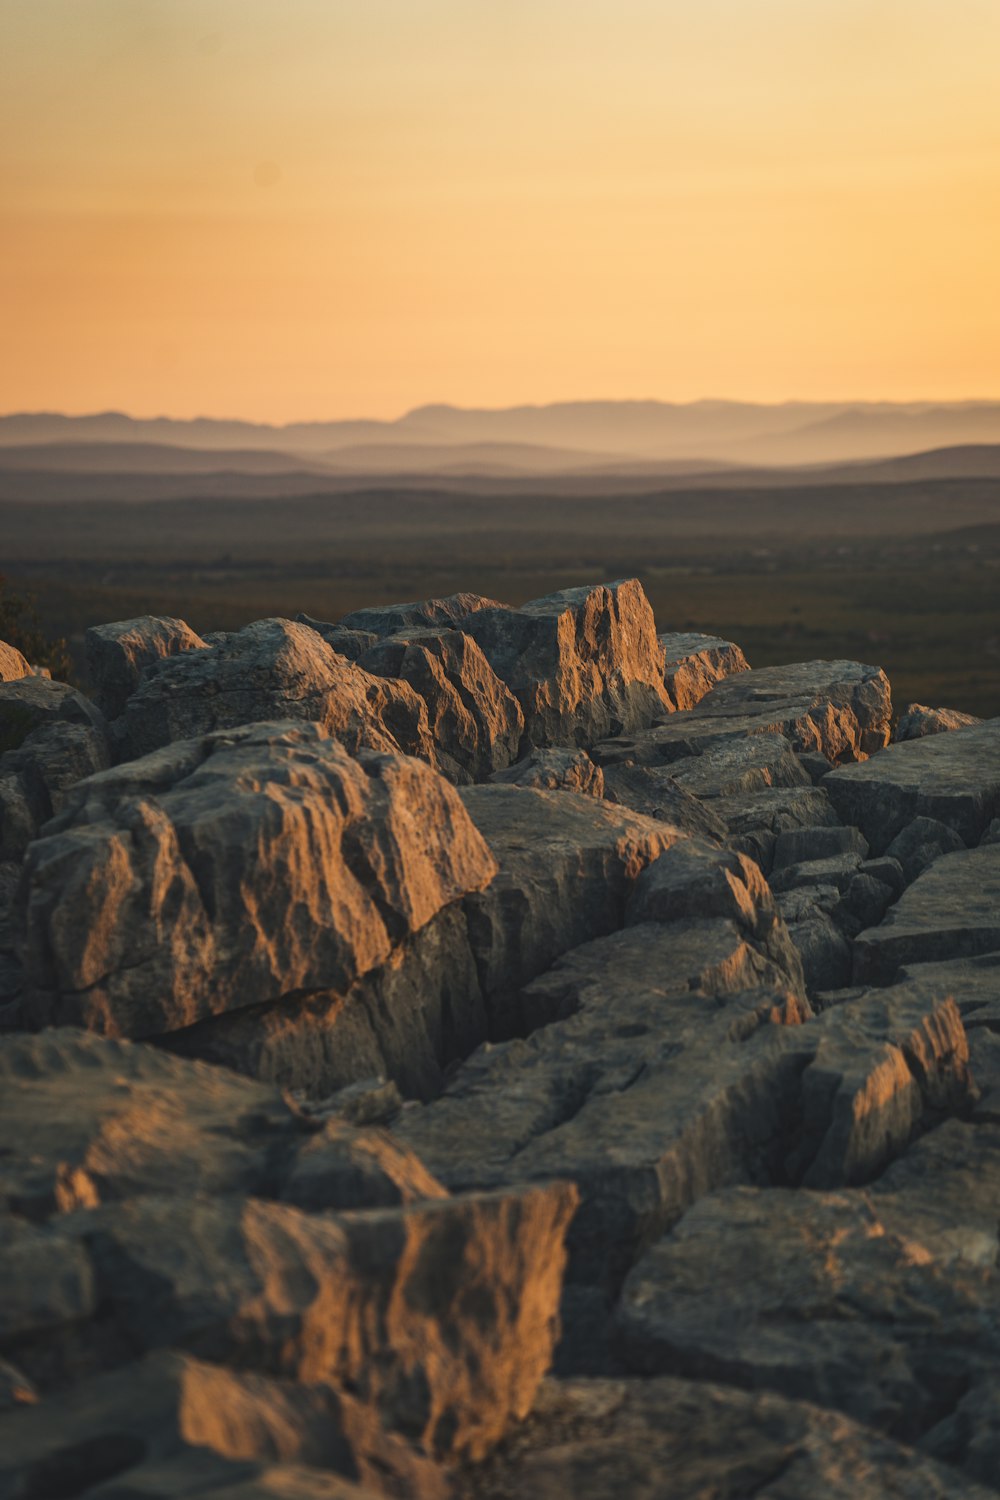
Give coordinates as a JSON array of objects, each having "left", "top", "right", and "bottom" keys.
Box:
[{"left": 3, "top": 477, "right": 999, "bottom": 718}]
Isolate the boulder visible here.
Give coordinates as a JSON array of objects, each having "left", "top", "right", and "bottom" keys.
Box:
[
  {"left": 460, "top": 580, "right": 671, "bottom": 749},
  {"left": 772, "top": 823, "right": 869, "bottom": 869},
  {"left": 466, "top": 1375, "right": 995, "bottom": 1500},
  {"left": 596, "top": 660, "right": 891, "bottom": 768},
  {"left": 785, "top": 910, "right": 853, "bottom": 992},
  {"left": 18, "top": 722, "right": 497, "bottom": 1039},
  {"left": 358, "top": 628, "right": 523, "bottom": 782},
  {"left": 658, "top": 631, "right": 749, "bottom": 710},
  {"left": 714, "top": 783, "right": 843, "bottom": 873},
  {"left": 118, "top": 617, "right": 439, "bottom": 765},
  {"left": 854, "top": 843, "right": 1000, "bottom": 985},
  {"left": 895, "top": 702, "right": 982, "bottom": 740},
  {"left": 0, "top": 640, "right": 29, "bottom": 683},
  {"left": 457, "top": 784, "right": 682, "bottom": 1037},
  {"left": 0, "top": 720, "right": 111, "bottom": 862},
  {"left": 491, "top": 747, "right": 605, "bottom": 798},
  {"left": 886, "top": 814, "right": 967, "bottom": 885},
  {"left": 85, "top": 614, "right": 208, "bottom": 719},
  {"left": 824, "top": 718, "right": 1000, "bottom": 852},
  {"left": 0, "top": 674, "right": 105, "bottom": 755},
  {"left": 296, "top": 614, "right": 378, "bottom": 661}
]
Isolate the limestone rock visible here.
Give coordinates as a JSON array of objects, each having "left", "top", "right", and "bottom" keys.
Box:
[
  {"left": 85, "top": 614, "right": 208, "bottom": 719},
  {"left": 341, "top": 591, "right": 505, "bottom": 638},
  {"left": 19, "top": 722, "right": 497, "bottom": 1038},
  {"left": 359, "top": 628, "right": 523, "bottom": 782},
  {"left": 602, "top": 762, "right": 726, "bottom": 840},
  {"left": 658, "top": 631, "right": 749, "bottom": 710},
  {"left": 0, "top": 674, "right": 105, "bottom": 755},
  {"left": 296, "top": 614, "right": 378, "bottom": 661},
  {"left": 119, "top": 617, "right": 439, "bottom": 765},
  {"left": 0, "top": 720, "right": 111, "bottom": 862},
  {"left": 886, "top": 814, "right": 967, "bottom": 884},
  {"left": 457, "top": 784, "right": 682, "bottom": 1036},
  {"left": 460, "top": 580, "right": 671, "bottom": 749},
  {"left": 0, "top": 640, "right": 29, "bottom": 684},
  {"left": 491, "top": 747, "right": 604, "bottom": 798},
  {"left": 786, "top": 910, "right": 853, "bottom": 992},
  {"left": 466, "top": 1375, "right": 994, "bottom": 1500},
  {"left": 854, "top": 843, "right": 1000, "bottom": 984},
  {"left": 896, "top": 702, "right": 982, "bottom": 740},
  {"left": 772, "top": 823, "right": 869, "bottom": 869},
  {"left": 824, "top": 717, "right": 1000, "bottom": 852}
]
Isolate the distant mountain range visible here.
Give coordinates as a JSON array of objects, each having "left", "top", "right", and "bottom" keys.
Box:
[{"left": 0, "top": 396, "right": 995, "bottom": 471}]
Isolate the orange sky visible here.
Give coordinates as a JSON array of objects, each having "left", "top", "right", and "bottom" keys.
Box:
[{"left": 2, "top": 1, "right": 999, "bottom": 421}]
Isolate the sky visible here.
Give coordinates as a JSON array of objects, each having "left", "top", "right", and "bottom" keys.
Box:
[{"left": 2, "top": 0, "right": 999, "bottom": 421}]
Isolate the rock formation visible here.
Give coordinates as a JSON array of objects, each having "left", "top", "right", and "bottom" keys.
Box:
[{"left": 1, "top": 579, "right": 999, "bottom": 1497}]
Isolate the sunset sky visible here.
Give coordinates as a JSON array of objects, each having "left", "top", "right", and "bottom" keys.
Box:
[{"left": 3, "top": 1, "right": 999, "bottom": 421}]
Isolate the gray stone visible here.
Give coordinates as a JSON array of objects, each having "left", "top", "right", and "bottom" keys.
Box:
[
  {"left": 601, "top": 763, "right": 727, "bottom": 841},
  {"left": 657, "top": 631, "right": 749, "bottom": 710},
  {"left": 295, "top": 614, "right": 378, "bottom": 661},
  {"left": 786, "top": 912, "right": 854, "bottom": 992},
  {"left": 665, "top": 732, "right": 811, "bottom": 801},
  {"left": 341, "top": 591, "right": 505, "bottom": 638},
  {"left": 491, "top": 747, "right": 604, "bottom": 798},
  {"left": 772, "top": 823, "right": 869, "bottom": 869},
  {"left": 467, "top": 1375, "right": 995, "bottom": 1500},
  {"left": 119, "top": 617, "right": 439, "bottom": 766},
  {"left": 886, "top": 815, "right": 967, "bottom": 884},
  {"left": 85, "top": 615, "right": 208, "bottom": 719},
  {"left": 854, "top": 843, "right": 1000, "bottom": 985},
  {"left": 460, "top": 580, "right": 671, "bottom": 749},
  {"left": 895, "top": 702, "right": 982, "bottom": 741},
  {"left": 358, "top": 628, "right": 524, "bottom": 783},
  {"left": 19, "top": 722, "right": 497, "bottom": 1040},
  {"left": 0, "top": 674, "right": 105, "bottom": 755},
  {"left": 824, "top": 717, "right": 1000, "bottom": 852}
]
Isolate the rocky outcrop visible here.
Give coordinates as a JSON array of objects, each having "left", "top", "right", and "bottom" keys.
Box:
[
  {"left": 85, "top": 614, "right": 209, "bottom": 720},
  {"left": 17, "top": 722, "right": 496, "bottom": 1038},
  {"left": 658, "top": 630, "right": 749, "bottom": 710},
  {"left": 119, "top": 618, "right": 439, "bottom": 765},
  {"left": 0, "top": 639, "right": 29, "bottom": 683},
  {"left": 824, "top": 717, "right": 1000, "bottom": 851},
  {"left": 460, "top": 580, "right": 672, "bottom": 749},
  {"left": 896, "top": 702, "right": 982, "bottom": 740},
  {"left": 341, "top": 591, "right": 505, "bottom": 638},
  {"left": 854, "top": 842, "right": 1000, "bottom": 984},
  {"left": 358, "top": 628, "right": 523, "bottom": 783}
]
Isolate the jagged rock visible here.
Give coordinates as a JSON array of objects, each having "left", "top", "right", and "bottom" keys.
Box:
[
  {"left": 625, "top": 837, "right": 807, "bottom": 996},
  {"left": 296, "top": 614, "right": 378, "bottom": 661},
  {"left": 798, "top": 749, "right": 836, "bottom": 783},
  {"left": 859, "top": 854, "right": 906, "bottom": 896},
  {"left": 886, "top": 814, "right": 967, "bottom": 884},
  {"left": 460, "top": 580, "right": 671, "bottom": 749},
  {"left": 85, "top": 614, "right": 208, "bottom": 719},
  {"left": 665, "top": 732, "right": 812, "bottom": 801},
  {"left": 491, "top": 747, "right": 604, "bottom": 798},
  {"left": 18, "top": 722, "right": 497, "bottom": 1039},
  {"left": 772, "top": 823, "right": 869, "bottom": 869},
  {"left": 341, "top": 591, "right": 505, "bottom": 638},
  {"left": 854, "top": 843, "right": 1000, "bottom": 984},
  {"left": 4, "top": 1185, "right": 576, "bottom": 1462},
  {"left": 358, "top": 628, "right": 523, "bottom": 783},
  {"left": 785, "top": 910, "right": 853, "bottom": 992},
  {"left": 596, "top": 660, "right": 891, "bottom": 768},
  {"left": 118, "top": 617, "right": 438, "bottom": 765},
  {"left": 0, "top": 640, "right": 29, "bottom": 684},
  {"left": 769, "top": 852, "right": 864, "bottom": 896},
  {"left": 824, "top": 717, "right": 1000, "bottom": 851},
  {"left": 657, "top": 631, "right": 749, "bottom": 710},
  {"left": 0, "top": 1352, "right": 414, "bottom": 1499},
  {"left": 601, "top": 762, "right": 726, "bottom": 840},
  {"left": 714, "top": 783, "right": 843, "bottom": 872},
  {"left": 618, "top": 1180, "right": 1000, "bottom": 1447},
  {"left": 466, "top": 1375, "right": 995, "bottom": 1500},
  {"left": 895, "top": 950, "right": 1000, "bottom": 1033},
  {"left": 0, "top": 674, "right": 105, "bottom": 754},
  {"left": 0, "top": 720, "right": 111, "bottom": 862},
  {"left": 457, "top": 785, "right": 681, "bottom": 1037},
  {"left": 896, "top": 702, "right": 982, "bottom": 740},
  {"left": 0, "top": 1029, "right": 444, "bottom": 1222}
]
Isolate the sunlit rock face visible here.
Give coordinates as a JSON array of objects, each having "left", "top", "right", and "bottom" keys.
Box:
[
  {"left": 0, "top": 638, "right": 30, "bottom": 683},
  {"left": 17, "top": 721, "right": 497, "bottom": 1038},
  {"left": 3, "top": 582, "right": 1000, "bottom": 1498}
]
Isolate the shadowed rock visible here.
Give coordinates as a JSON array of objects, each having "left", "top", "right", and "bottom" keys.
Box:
[
  {"left": 460, "top": 580, "right": 671, "bottom": 750},
  {"left": 341, "top": 591, "right": 506, "bottom": 638},
  {"left": 18, "top": 722, "right": 497, "bottom": 1038},
  {"left": 854, "top": 843, "right": 1000, "bottom": 984},
  {"left": 602, "top": 762, "right": 727, "bottom": 840},
  {"left": 85, "top": 614, "right": 208, "bottom": 720}
]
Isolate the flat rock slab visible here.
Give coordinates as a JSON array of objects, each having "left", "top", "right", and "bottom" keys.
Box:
[
  {"left": 491, "top": 747, "right": 604, "bottom": 798},
  {"left": 619, "top": 1178, "right": 1000, "bottom": 1445},
  {"left": 824, "top": 717, "right": 1000, "bottom": 851},
  {"left": 466, "top": 1376, "right": 995, "bottom": 1500},
  {"left": 854, "top": 843, "right": 1000, "bottom": 985},
  {"left": 664, "top": 733, "right": 811, "bottom": 801},
  {"left": 18, "top": 722, "right": 496, "bottom": 1038},
  {"left": 896, "top": 951, "right": 1000, "bottom": 1032}
]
